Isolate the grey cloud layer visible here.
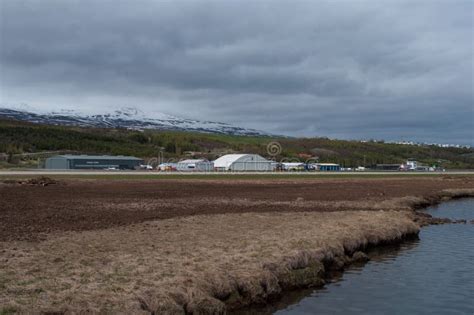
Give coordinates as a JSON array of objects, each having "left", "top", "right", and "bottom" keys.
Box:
[{"left": 0, "top": 0, "right": 472, "bottom": 144}]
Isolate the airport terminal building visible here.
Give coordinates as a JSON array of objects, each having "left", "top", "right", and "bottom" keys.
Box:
[{"left": 45, "top": 155, "right": 144, "bottom": 170}]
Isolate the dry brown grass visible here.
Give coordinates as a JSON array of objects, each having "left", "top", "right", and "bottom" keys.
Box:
[
  {"left": 0, "top": 210, "right": 418, "bottom": 314},
  {"left": 383, "top": 188, "right": 474, "bottom": 210},
  {"left": 87, "top": 187, "right": 474, "bottom": 216},
  {"left": 439, "top": 188, "right": 474, "bottom": 199}
]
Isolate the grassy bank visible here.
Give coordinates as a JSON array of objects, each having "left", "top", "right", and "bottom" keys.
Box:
[{"left": 1, "top": 211, "right": 419, "bottom": 314}]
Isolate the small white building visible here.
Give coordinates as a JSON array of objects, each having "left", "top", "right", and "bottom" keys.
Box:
[
  {"left": 176, "top": 159, "right": 213, "bottom": 172},
  {"left": 406, "top": 159, "right": 418, "bottom": 170},
  {"left": 213, "top": 154, "right": 274, "bottom": 171},
  {"left": 311, "top": 163, "right": 341, "bottom": 171},
  {"left": 281, "top": 162, "right": 306, "bottom": 171}
]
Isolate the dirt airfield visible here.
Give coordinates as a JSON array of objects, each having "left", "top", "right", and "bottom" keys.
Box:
[
  {"left": 1, "top": 176, "right": 473, "bottom": 242},
  {"left": 0, "top": 175, "right": 473, "bottom": 313}
]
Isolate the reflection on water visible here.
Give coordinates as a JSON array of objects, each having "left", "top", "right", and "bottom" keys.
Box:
[
  {"left": 419, "top": 198, "right": 474, "bottom": 221},
  {"left": 237, "top": 199, "right": 474, "bottom": 315}
]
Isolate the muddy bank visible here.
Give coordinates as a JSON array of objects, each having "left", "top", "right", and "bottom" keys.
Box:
[{"left": 400, "top": 188, "right": 474, "bottom": 226}]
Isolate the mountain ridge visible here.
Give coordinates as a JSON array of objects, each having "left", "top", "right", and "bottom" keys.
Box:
[{"left": 0, "top": 106, "right": 270, "bottom": 136}]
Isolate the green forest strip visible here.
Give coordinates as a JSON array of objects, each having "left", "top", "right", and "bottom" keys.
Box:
[{"left": 1, "top": 118, "right": 473, "bottom": 169}]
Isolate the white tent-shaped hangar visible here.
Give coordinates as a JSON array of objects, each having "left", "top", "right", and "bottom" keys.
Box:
[{"left": 213, "top": 154, "right": 274, "bottom": 171}]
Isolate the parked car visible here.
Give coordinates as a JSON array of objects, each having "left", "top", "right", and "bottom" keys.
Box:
[{"left": 139, "top": 164, "right": 154, "bottom": 170}]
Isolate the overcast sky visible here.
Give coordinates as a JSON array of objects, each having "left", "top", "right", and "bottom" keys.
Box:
[{"left": 0, "top": 0, "right": 472, "bottom": 144}]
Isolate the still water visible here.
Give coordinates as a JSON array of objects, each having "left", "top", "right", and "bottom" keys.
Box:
[{"left": 273, "top": 199, "right": 474, "bottom": 315}]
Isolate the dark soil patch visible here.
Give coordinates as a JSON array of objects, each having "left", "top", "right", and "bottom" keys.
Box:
[{"left": 0, "top": 177, "right": 472, "bottom": 241}]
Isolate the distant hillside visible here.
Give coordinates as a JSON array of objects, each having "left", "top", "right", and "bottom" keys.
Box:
[
  {"left": 1, "top": 118, "right": 473, "bottom": 169},
  {"left": 0, "top": 106, "right": 269, "bottom": 136}
]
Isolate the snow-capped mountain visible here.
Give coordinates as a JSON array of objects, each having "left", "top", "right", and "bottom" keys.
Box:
[{"left": 0, "top": 105, "right": 270, "bottom": 136}]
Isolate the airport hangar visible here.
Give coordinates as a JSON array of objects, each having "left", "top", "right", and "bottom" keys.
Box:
[{"left": 45, "top": 155, "right": 144, "bottom": 170}]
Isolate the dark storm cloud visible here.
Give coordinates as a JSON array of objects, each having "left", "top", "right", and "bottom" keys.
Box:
[{"left": 0, "top": 0, "right": 472, "bottom": 144}]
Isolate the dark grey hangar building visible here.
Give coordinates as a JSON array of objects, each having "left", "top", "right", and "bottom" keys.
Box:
[{"left": 45, "top": 155, "right": 144, "bottom": 170}]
